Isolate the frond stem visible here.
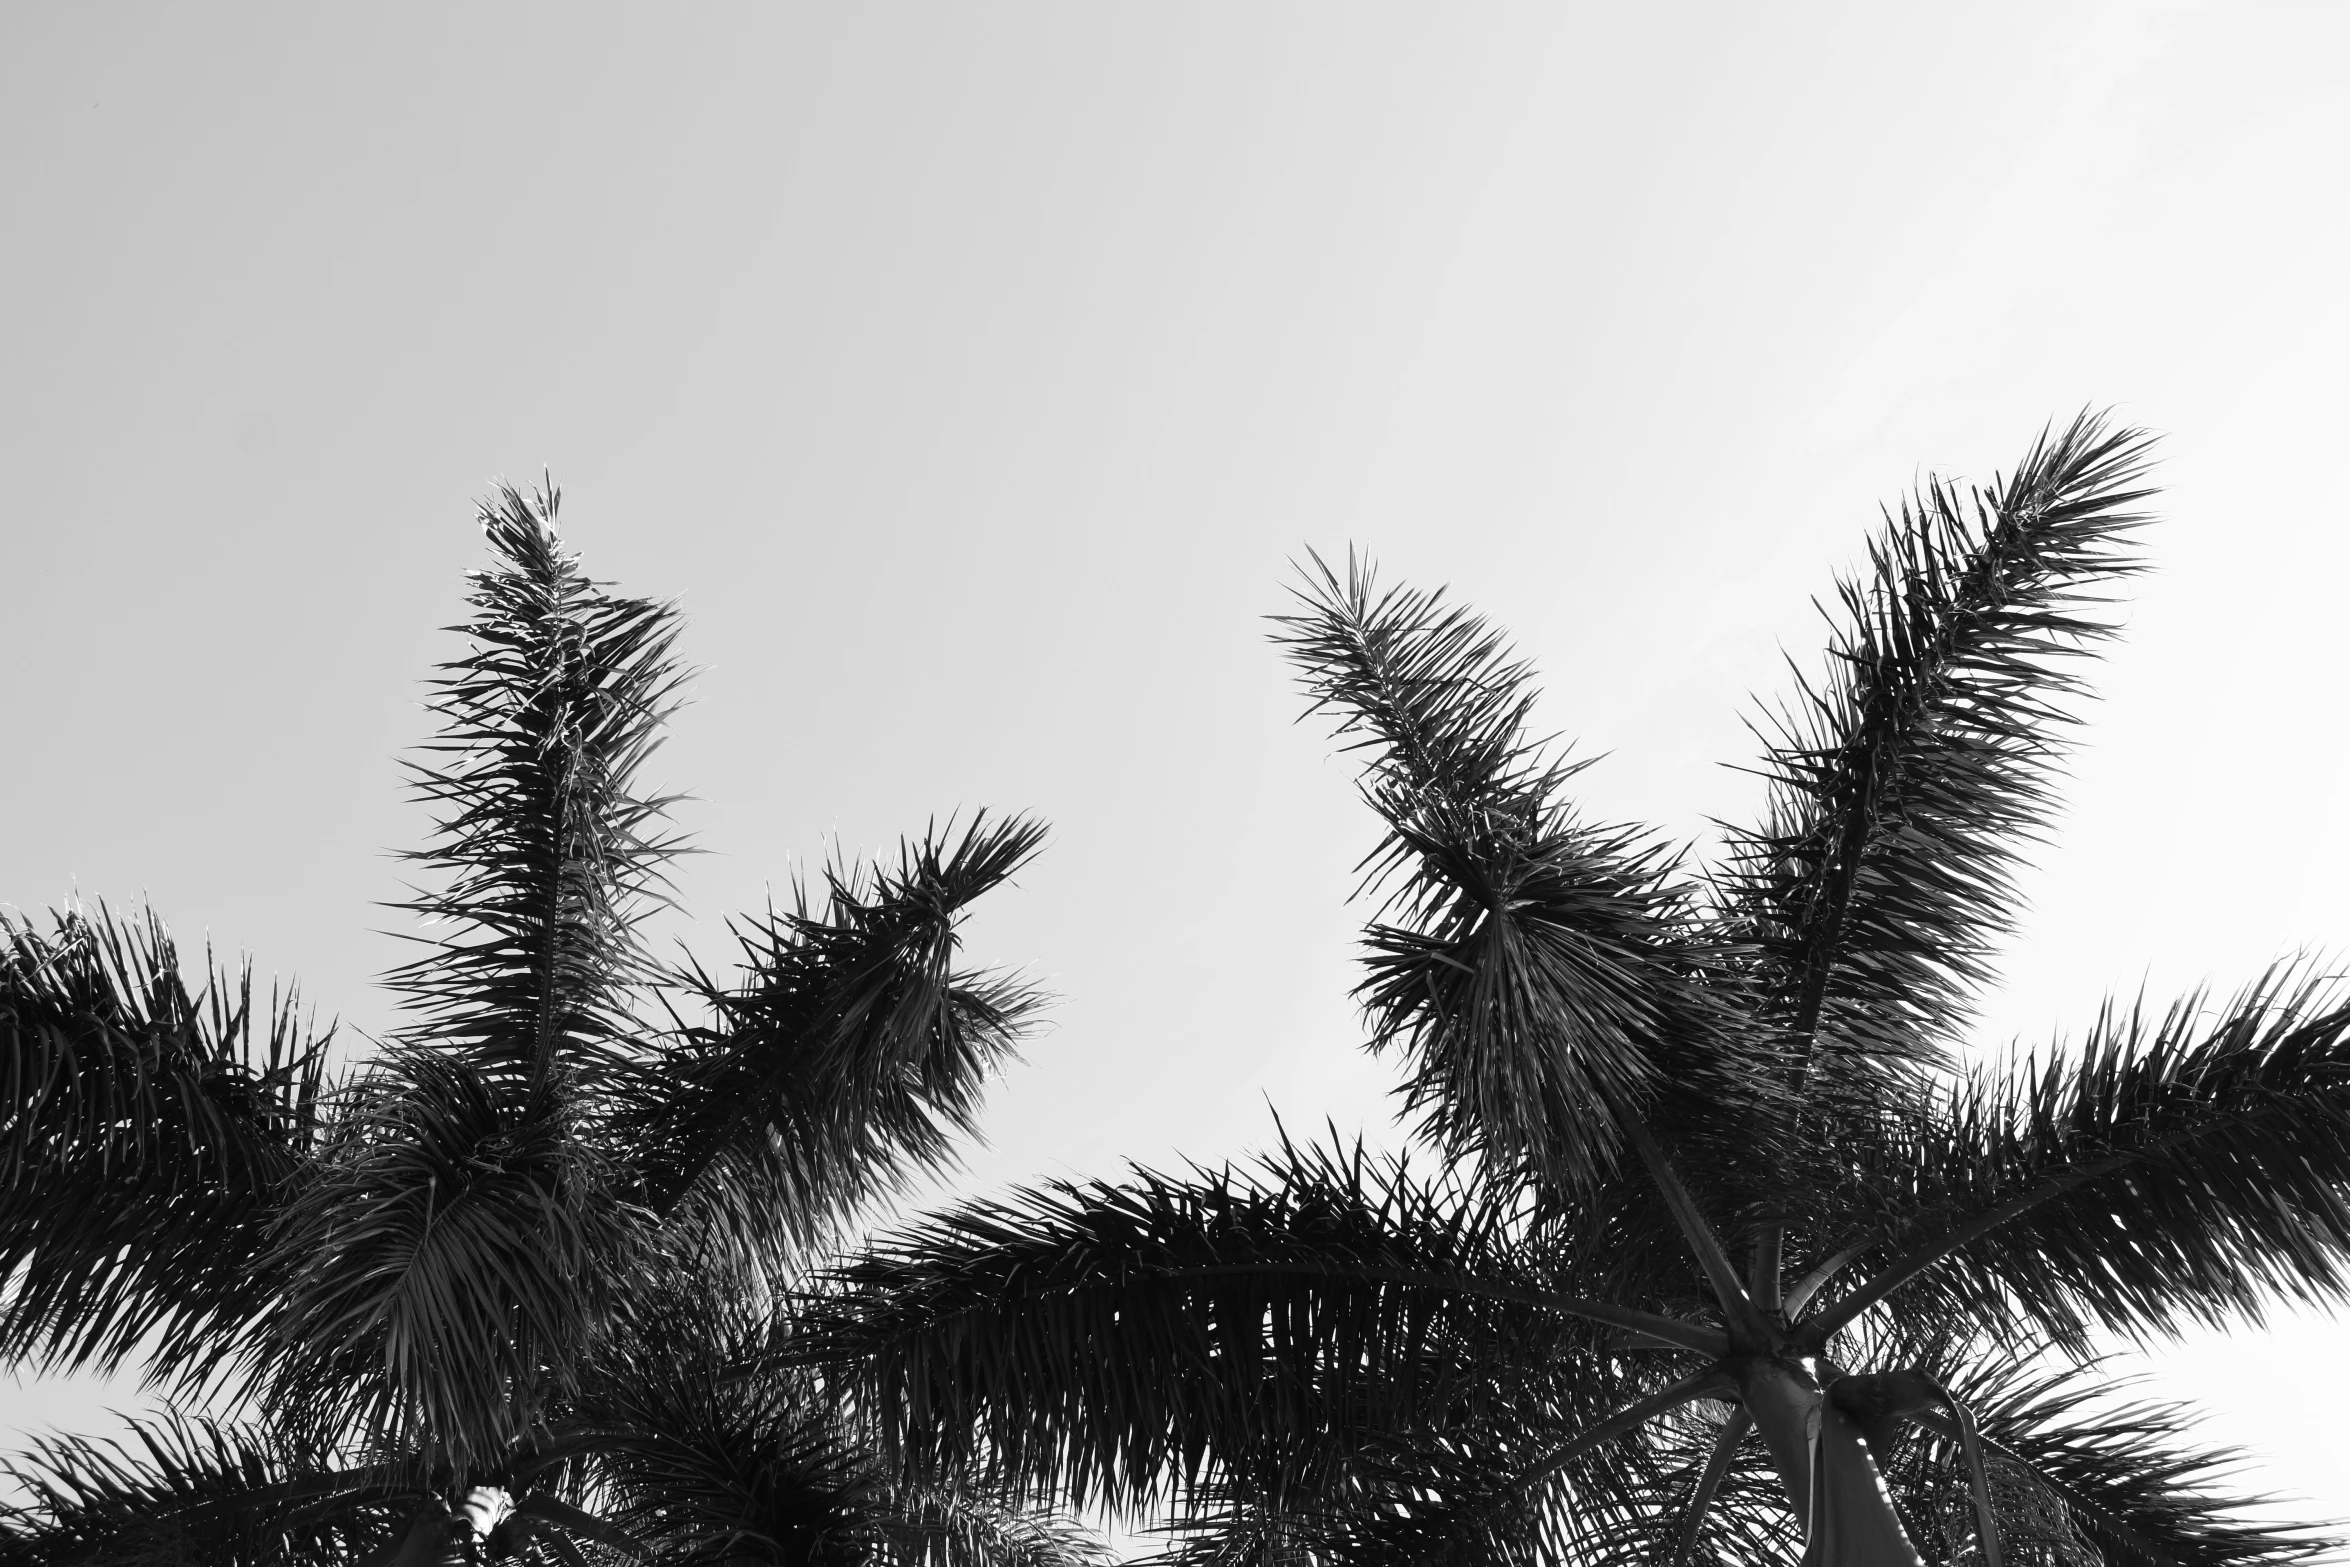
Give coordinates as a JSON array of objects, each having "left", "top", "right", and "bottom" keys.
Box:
[
  {"left": 1749, "top": 1220, "right": 1784, "bottom": 1315},
  {"left": 1782, "top": 1238, "right": 1872, "bottom": 1319},
  {"left": 1917, "top": 1373, "right": 2001, "bottom": 1567},
  {"left": 511, "top": 1493, "right": 650, "bottom": 1561},
  {"left": 1901, "top": 1407, "right": 2179, "bottom": 1567},
  {"left": 1667, "top": 1406, "right": 1753, "bottom": 1567},
  {"left": 1514, "top": 1368, "right": 1740, "bottom": 1496},
  {"left": 1627, "top": 1121, "right": 1772, "bottom": 1348}
]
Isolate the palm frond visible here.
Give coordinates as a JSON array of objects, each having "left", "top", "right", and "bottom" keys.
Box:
[
  {"left": 876, "top": 1488, "right": 1112, "bottom": 1567},
  {"left": 814, "top": 1137, "right": 1701, "bottom": 1518},
  {"left": 1719, "top": 411, "right": 2156, "bottom": 1092},
  {"left": 0, "top": 906, "right": 327, "bottom": 1385},
  {"left": 1669, "top": 1450, "right": 1806, "bottom": 1567},
  {"left": 484, "top": 1492, "right": 644, "bottom": 1565},
  {"left": 387, "top": 480, "right": 689, "bottom": 1094},
  {"left": 259, "top": 1050, "right": 637, "bottom": 1475},
  {"left": 0, "top": 1411, "right": 415, "bottom": 1567},
  {"left": 1272, "top": 553, "right": 1758, "bottom": 1198},
  {"left": 1217, "top": 1402, "right": 1713, "bottom": 1567},
  {"left": 1885, "top": 1354, "right": 2333, "bottom": 1567},
  {"left": 1806, "top": 967, "right": 2350, "bottom": 1345},
  {"left": 1134, "top": 1355, "right": 1749, "bottom": 1567},
  {"left": 629, "top": 815, "right": 1046, "bottom": 1266},
  {"left": 565, "top": 1295, "right": 881, "bottom": 1567}
]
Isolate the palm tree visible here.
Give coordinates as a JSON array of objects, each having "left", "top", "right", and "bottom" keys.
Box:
[
  {"left": 0, "top": 485, "right": 1097, "bottom": 1566},
  {"left": 813, "top": 414, "right": 2350, "bottom": 1567}
]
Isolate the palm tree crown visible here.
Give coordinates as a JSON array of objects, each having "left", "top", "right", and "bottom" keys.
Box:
[
  {"left": 0, "top": 485, "right": 1087, "bottom": 1566},
  {"left": 814, "top": 415, "right": 2350, "bottom": 1567}
]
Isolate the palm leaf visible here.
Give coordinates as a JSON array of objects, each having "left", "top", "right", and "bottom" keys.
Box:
[
  {"left": 258, "top": 1051, "right": 638, "bottom": 1474},
  {"left": 0, "top": 906, "right": 327, "bottom": 1385},
  {"left": 257, "top": 484, "right": 690, "bottom": 1474},
  {"left": 812, "top": 1137, "right": 1711, "bottom": 1518},
  {"left": 1719, "top": 412, "right": 2156, "bottom": 1093},
  {"left": 1220, "top": 1401, "right": 1710, "bottom": 1567},
  {"left": 629, "top": 814, "right": 1046, "bottom": 1265},
  {"left": 1885, "top": 1353, "right": 2330, "bottom": 1567},
  {"left": 563, "top": 1294, "right": 881, "bottom": 1567},
  {"left": 387, "top": 479, "right": 689, "bottom": 1094},
  {"left": 0, "top": 1412, "right": 416, "bottom": 1567},
  {"left": 1805, "top": 967, "right": 2350, "bottom": 1346},
  {"left": 875, "top": 1488, "right": 1111, "bottom": 1567},
  {"left": 1272, "top": 553, "right": 1759, "bottom": 1199}
]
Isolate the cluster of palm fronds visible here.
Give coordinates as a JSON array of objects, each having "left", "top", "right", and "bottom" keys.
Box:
[
  {"left": 1, "top": 485, "right": 1099, "bottom": 1565},
  {"left": 803, "top": 415, "right": 2350, "bottom": 1567},
  {"left": 11, "top": 418, "right": 2349, "bottom": 1567}
]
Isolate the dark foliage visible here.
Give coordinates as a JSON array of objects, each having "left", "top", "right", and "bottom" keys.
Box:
[
  {"left": 1, "top": 483, "right": 1071, "bottom": 1566},
  {"left": 0, "top": 909, "right": 327, "bottom": 1385},
  {"left": 820, "top": 414, "right": 2346, "bottom": 1567},
  {"left": 629, "top": 815, "right": 1047, "bottom": 1266}
]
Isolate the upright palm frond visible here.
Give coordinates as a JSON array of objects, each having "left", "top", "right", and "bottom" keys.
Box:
[
  {"left": 1273, "top": 556, "right": 1758, "bottom": 1199},
  {"left": 255, "top": 485, "right": 693, "bottom": 1473},
  {"left": 1720, "top": 414, "right": 2155, "bottom": 1094},
  {"left": 388, "top": 480, "right": 689, "bottom": 1092},
  {"left": 630, "top": 814, "right": 1046, "bottom": 1266},
  {"left": 0, "top": 907, "right": 327, "bottom": 1386}
]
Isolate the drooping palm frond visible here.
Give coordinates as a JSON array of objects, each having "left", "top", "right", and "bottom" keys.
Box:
[
  {"left": 388, "top": 480, "right": 690, "bottom": 1094},
  {"left": 1198, "top": 1393, "right": 1713, "bottom": 1567},
  {"left": 0, "top": 906, "right": 327, "bottom": 1386},
  {"left": 1719, "top": 412, "right": 2156, "bottom": 1095},
  {"left": 1272, "top": 554, "right": 1760, "bottom": 1199},
  {"left": 629, "top": 815, "right": 1047, "bottom": 1267},
  {"left": 1877, "top": 1351, "right": 2332, "bottom": 1567},
  {"left": 1804, "top": 967, "right": 2350, "bottom": 1347},
  {"left": 481, "top": 1490, "right": 646, "bottom": 1565},
  {"left": 558, "top": 1292, "right": 880, "bottom": 1567},
  {"left": 0, "top": 1412, "right": 416, "bottom": 1567},
  {"left": 876, "top": 1487, "right": 1112, "bottom": 1567},
  {"left": 1130, "top": 1492, "right": 1321, "bottom": 1567},
  {"left": 1127, "top": 1321, "right": 1736, "bottom": 1567},
  {"left": 813, "top": 1136, "right": 1716, "bottom": 1519},
  {"left": 580, "top": 1394, "right": 874, "bottom": 1567},
  {"left": 258, "top": 1050, "right": 638, "bottom": 1475}
]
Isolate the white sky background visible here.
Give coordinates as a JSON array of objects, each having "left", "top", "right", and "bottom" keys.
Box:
[{"left": 6, "top": 0, "right": 2350, "bottom": 1536}]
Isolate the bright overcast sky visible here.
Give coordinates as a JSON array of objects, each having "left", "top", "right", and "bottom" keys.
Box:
[{"left": 6, "top": 0, "right": 2350, "bottom": 1530}]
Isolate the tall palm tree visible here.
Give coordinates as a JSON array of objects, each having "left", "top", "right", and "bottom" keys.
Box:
[
  {"left": 814, "top": 415, "right": 2350, "bottom": 1567},
  {"left": 0, "top": 486, "right": 1095, "bottom": 1566}
]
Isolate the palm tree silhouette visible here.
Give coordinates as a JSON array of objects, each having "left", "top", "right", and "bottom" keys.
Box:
[
  {"left": 819, "top": 415, "right": 2350, "bottom": 1567},
  {"left": 1, "top": 486, "right": 1094, "bottom": 1565}
]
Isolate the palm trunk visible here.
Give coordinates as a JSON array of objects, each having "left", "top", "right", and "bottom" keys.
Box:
[{"left": 1734, "top": 1358, "right": 1922, "bottom": 1567}]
